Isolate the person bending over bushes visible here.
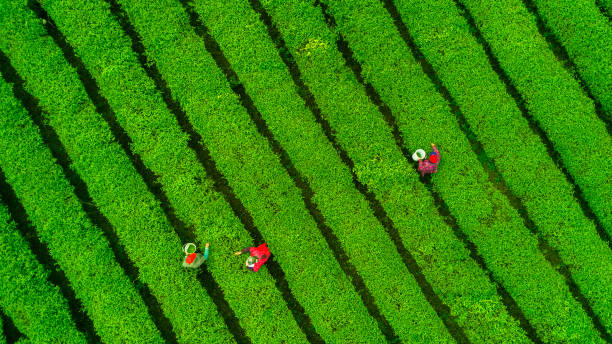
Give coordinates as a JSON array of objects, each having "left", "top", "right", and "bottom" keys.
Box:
[
  {"left": 418, "top": 143, "right": 440, "bottom": 176},
  {"left": 235, "top": 243, "right": 271, "bottom": 272},
  {"left": 183, "top": 243, "right": 210, "bottom": 269}
]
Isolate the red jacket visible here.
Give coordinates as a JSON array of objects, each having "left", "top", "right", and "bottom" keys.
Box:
[{"left": 249, "top": 243, "right": 271, "bottom": 272}]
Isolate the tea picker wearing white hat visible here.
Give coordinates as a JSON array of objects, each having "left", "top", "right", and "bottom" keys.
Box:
[
  {"left": 414, "top": 143, "right": 441, "bottom": 176},
  {"left": 183, "top": 242, "right": 210, "bottom": 268}
]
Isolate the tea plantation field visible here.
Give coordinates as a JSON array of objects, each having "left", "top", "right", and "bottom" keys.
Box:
[{"left": 0, "top": 0, "right": 611, "bottom": 343}]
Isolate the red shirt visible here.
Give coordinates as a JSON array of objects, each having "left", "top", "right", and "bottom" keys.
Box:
[{"left": 249, "top": 243, "right": 270, "bottom": 272}]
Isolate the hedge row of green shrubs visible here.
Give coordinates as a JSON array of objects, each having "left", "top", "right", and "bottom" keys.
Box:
[
  {"left": 275, "top": 0, "right": 604, "bottom": 342},
  {"left": 532, "top": 0, "right": 612, "bottom": 121},
  {"left": 191, "top": 0, "right": 457, "bottom": 341},
  {"left": 461, "top": 0, "right": 612, "bottom": 240},
  {"left": 0, "top": 63, "right": 163, "bottom": 342},
  {"left": 39, "top": 0, "right": 309, "bottom": 342},
  {"left": 0, "top": 1, "right": 232, "bottom": 342},
  {"left": 0, "top": 195, "right": 85, "bottom": 343},
  {"left": 260, "top": 0, "right": 535, "bottom": 342},
  {"left": 114, "top": 0, "right": 386, "bottom": 342},
  {"left": 529, "top": 0, "right": 612, "bottom": 234},
  {"left": 330, "top": 1, "right": 608, "bottom": 340},
  {"left": 456, "top": 0, "right": 612, "bottom": 333}
]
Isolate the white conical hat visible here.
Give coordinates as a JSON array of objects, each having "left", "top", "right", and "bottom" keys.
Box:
[
  {"left": 412, "top": 149, "right": 426, "bottom": 161},
  {"left": 183, "top": 243, "right": 196, "bottom": 255},
  {"left": 246, "top": 256, "right": 258, "bottom": 267}
]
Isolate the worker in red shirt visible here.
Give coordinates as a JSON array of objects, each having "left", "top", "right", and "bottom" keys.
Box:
[
  {"left": 235, "top": 243, "right": 271, "bottom": 272},
  {"left": 418, "top": 143, "right": 440, "bottom": 176}
]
